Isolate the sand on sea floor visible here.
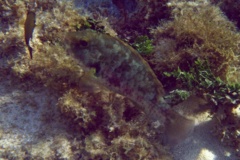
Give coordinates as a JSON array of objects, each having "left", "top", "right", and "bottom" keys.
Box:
[{"left": 171, "top": 115, "right": 238, "bottom": 160}]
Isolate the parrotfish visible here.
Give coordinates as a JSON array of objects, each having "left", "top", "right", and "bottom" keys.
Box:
[
  {"left": 24, "top": 11, "right": 36, "bottom": 59},
  {"left": 66, "top": 30, "right": 195, "bottom": 145},
  {"left": 67, "top": 29, "right": 165, "bottom": 109}
]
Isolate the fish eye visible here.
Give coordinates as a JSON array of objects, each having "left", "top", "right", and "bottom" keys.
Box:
[{"left": 79, "top": 40, "right": 88, "bottom": 47}]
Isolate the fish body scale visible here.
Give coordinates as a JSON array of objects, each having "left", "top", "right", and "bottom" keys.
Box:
[
  {"left": 68, "top": 30, "right": 165, "bottom": 113},
  {"left": 67, "top": 30, "right": 195, "bottom": 144}
]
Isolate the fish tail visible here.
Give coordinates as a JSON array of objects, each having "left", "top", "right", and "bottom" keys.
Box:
[{"left": 28, "top": 46, "right": 33, "bottom": 59}]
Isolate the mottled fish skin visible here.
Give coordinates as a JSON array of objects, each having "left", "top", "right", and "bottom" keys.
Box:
[
  {"left": 24, "top": 11, "right": 36, "bottom": 59},
  {"left": 67, "top": 30, "right": 196, "bottom": 145},
  {"left": 67, "top": 29, "right": 165, "bottom": 111}
]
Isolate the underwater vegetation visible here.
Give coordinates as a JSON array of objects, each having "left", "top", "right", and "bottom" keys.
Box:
[
  {"left": 83, "top": 0, "right": 171, "bottom": 45},
  {"left": 150, "top": 3, "right": 240, "bottom": 81},
  {"left": 1, "top": 0, "right": 240, "bottom": 158},
  {"left": 132, "top": 35, "right": 154, "bottom": 55},
  {"left": 164, "top": 59, "right": 240, "bottom": 107},
  {"left": 211, "top": 0, "right": 240, "bottom": 29},
  {"left": 0, "top": 0, "right": 173, "bottom": 159},
  {"left": 147, "top": 2, "right": 240, "bottom": 156}
]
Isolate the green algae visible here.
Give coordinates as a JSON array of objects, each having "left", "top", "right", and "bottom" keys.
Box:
[{"left": 132, "top": 35, "right": 154, "bottom": 55}]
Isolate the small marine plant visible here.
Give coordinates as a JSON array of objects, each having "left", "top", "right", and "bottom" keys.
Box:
[
  {"left": 164, "top": 58, "right": 240, "bottom": 108},
  {"left": 164, "top": 58, "right": 240, "bottom": 155},
  {"left": 164, "top": 89, "right": 190, "bottom": 105},
  {"left": 77, "top": 18, "right": 105, "bottom": 33},
  {"left": 132, "top": 35, "right": 154, "bottom": 55},
  {"left": 152, "top": 4, "right": 240, "bottom": 80}
]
